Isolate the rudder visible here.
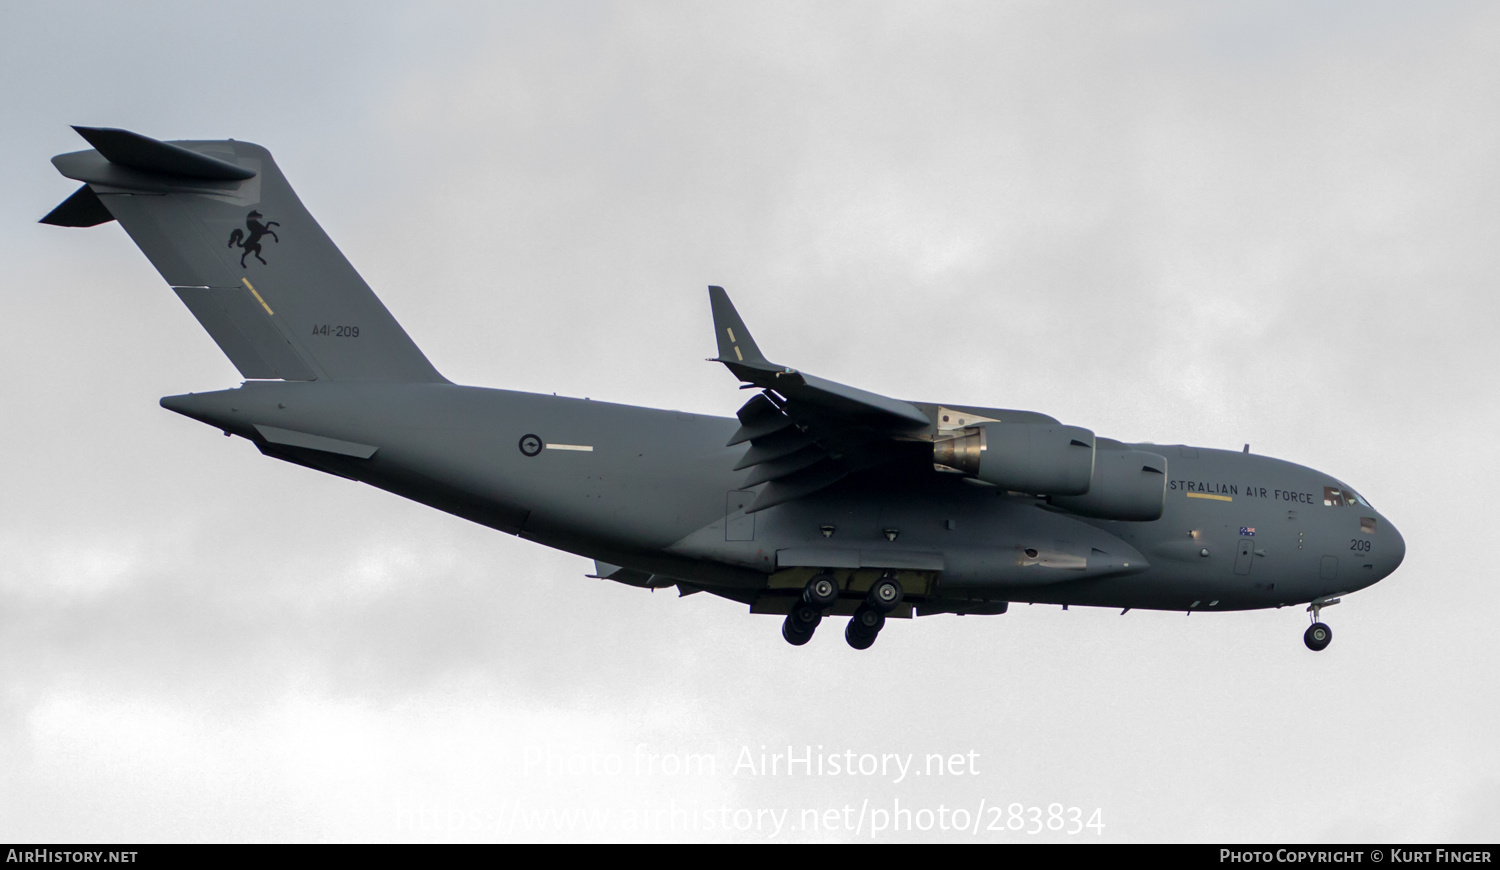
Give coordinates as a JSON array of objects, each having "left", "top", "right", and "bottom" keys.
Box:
[{"left": 43, "top": 126, "right": 446, "bottom": 384}]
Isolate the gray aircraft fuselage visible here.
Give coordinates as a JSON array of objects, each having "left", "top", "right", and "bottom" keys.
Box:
[{"left": 160, "top": 379, "right": 1405, "bottom": 618}]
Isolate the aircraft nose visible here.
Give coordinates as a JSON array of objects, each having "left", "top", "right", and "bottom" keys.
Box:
[{"left": 1381, "top": 518, "right": 1406, "bottom": 578}]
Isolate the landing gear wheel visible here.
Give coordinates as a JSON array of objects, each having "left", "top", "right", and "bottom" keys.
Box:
[
  {"left": 1304, "top": 622, "right": 1332, "bottom": 652},
  {"left": 1304, "top": 597, "right": 1340, "bottom": 651},
  {"left": 803, "top": 573, "right": 839, "bottom": 609},
  {"left": 845, "top": 603, "right": 885, "bottom": 650},
  {"left": 844, "top": 603, "right": 885, "bottom": 650},
  {"left": 789, "top": 601, "right": 823, "bottom": 631},
  {"left": 782, "top": 614, "right": 813, "bottom": 646},
  {"left": 851, "top": 604, "right": 885, "bottom": 634},
  {"left": 845, "top": 621, "right": 876, "bottom": 650},
  {"left": 868, "top": 573, "right": 904, "bottom": 613}
]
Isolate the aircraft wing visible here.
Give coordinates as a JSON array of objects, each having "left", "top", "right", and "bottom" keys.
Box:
[{"left": 708, "top": 286, "right": 933, "bottom": 511}]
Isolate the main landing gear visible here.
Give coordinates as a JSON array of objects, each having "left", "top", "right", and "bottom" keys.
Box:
[
  {"left": 846, "top": 572, "right": 903, "bottom": 650},
  {"left": 1303, "top": 597, "right": 1340, "bottom": 652},
  {"left": 780, "top": 571, "right": 905, "bottom": 650},
  {"left": 844, "top": 605, "right": 885, "bottom": 650},
  {"left": 781, "top": 600, "right": 821, "bottom": 646},
  {"left": 781, "top": 573, "right": 834, "bottom": 647}
]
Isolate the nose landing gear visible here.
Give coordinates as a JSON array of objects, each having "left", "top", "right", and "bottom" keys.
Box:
[
  {"left": 1303, "top": 596, "right": 1341, "bottom": 651},
  {"left": 1304, "top": 622, "right": 1332, "bottom": 651}
]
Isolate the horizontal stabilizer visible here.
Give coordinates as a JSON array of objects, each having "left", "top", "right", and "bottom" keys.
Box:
[
  {"left": 39, "top": 184, "right": 114, "bottom": 227},
  {"left": 72, "top": 126, "right": 256, "bottom": 180}
]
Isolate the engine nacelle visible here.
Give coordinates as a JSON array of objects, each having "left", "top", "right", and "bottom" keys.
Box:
[
  {"left": 1048, "top": 448, "right": 1168, "bottom": 521},
  {"left": 932, "top": 423, "right": 1095, "bottom": 495}
]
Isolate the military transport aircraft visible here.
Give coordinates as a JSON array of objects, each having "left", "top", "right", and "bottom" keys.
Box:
[{"left": 42, "top": 127, "right": 1406, "bottom": 651}]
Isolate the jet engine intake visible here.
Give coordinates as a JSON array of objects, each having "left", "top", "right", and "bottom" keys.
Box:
[
  {"left": 1048, "top": 448, "right": 1168, "bottom": 521},
  {"left": 933, "top": 423, "right": 1095, "bottom": 495}
]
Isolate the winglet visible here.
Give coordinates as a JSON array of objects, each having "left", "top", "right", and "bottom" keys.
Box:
[{"left": 708, "top": 286, "right": 772, "bottom": 368}]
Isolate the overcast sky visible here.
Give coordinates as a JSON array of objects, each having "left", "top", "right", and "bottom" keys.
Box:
[{"left": 2, "top": 1, "right": 1497, "bottom": 843}]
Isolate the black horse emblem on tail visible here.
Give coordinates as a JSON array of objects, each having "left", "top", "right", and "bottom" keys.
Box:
[{"left": 227, "top": 210, "right": 279, "bottom": 267}]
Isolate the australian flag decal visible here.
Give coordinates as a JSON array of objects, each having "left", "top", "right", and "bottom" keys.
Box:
[{"left": 1239, "top": 527, "right": 1256, "bottom": 536}]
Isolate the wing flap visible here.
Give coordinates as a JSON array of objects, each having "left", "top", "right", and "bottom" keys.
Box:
[
  {"left": 749, "top": 460, "right": 851, "bottom": 512},
  {"left": 726, "top": 392, "right": 794, "bottom": 445},
  {"left": 732, "top": 424, "right": 817, "bottom": 470},
  {"left": 708, "top": 285, "right": 938, "bottom": 509},
  {"left": 741, "top": 444, "right": 829, "bottom": 487}
]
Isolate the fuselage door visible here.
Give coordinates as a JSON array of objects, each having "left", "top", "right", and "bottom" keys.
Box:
[
  {"left": 726, "top": 490, "right": 756, "bottom": 541},
  {"left": 1233, "top": 538, "right": 1254, "bottom": 575}
]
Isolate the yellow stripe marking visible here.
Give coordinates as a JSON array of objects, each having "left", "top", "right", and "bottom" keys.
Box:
[
  {"left": 242, "top": 278, "right": 273, "bottom": 315},
  {"left": 727, "top": 327, "right": 737, "bottom": 343},
  {"left": 734, "top": 347, "right": 743, "bottom": 361},
  {"left": 1186, "top": 492, "right": 1232, "bottom": 502}
]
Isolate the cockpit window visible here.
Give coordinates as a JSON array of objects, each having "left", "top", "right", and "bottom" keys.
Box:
[{"left": 1324, "top": 486, "right": 1370, "bottom": 508}]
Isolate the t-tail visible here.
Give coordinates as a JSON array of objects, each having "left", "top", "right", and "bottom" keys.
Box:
[{"left": 41, "top": 126, "right": 446, "bottom": 384}]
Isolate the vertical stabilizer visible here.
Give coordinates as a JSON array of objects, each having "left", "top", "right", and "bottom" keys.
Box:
[{"left": 44, "top": 127, "right": 446, "bottom": 384}]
